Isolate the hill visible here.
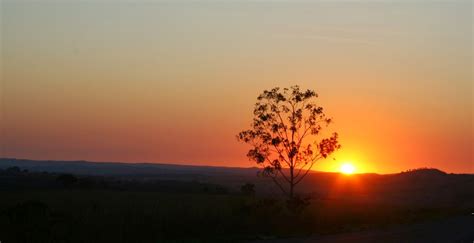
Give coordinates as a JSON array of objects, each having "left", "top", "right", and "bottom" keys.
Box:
[{"left": 0, "top": 158, "right": 472, "bottom": 242}]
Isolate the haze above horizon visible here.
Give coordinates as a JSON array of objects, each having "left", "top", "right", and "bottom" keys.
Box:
[{"left": 1, "top": 0, "right": 472, "bottom": 173}]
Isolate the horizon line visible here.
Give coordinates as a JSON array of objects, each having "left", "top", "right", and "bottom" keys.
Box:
[{"left": 1, "top": 157, "right": 472, "bottom": 175}]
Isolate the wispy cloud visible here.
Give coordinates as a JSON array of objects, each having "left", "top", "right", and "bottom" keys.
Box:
[{"left": 273, "top": 33, "right": 380, "bottom": 46}]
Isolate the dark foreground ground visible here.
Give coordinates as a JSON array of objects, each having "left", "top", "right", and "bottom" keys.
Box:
[
  {"left": 0, "top": 159, "right": 473, "bottom": 242},
  {"left": 257, "top": 215, "right": 474, "bottom": 243}
]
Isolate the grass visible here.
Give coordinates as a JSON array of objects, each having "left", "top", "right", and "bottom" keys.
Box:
[{"left": 0, "top": 189, "right": 467, "bottom": 243}]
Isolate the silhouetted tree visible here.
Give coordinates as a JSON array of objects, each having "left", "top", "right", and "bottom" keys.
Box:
[
  {"left": 56, "top": 174, "right": 78, "bottom": 188},
  {"left": 240, "top": 183, "right": 256, "bottom": 196},
  {"left": 6, "top": 166, "right": 21, "bottom": 174},
  {"left": 237, "top": 86, "right": 340, "bottom": 198}
]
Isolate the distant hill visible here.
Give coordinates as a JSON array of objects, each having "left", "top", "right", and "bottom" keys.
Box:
[
  {"left": 0, "top": 158, "right": 260, "bottom": 177},
  {"left": 400, "top": 168, "right": 448, "bottom": 176},
  {"left": 1, "top": 158, "right": 473, "bottom": 207}
]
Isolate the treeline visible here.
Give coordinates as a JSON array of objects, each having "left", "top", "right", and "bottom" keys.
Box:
[{"left": 0, "top": 166, "right": 229, "bottom": 194}]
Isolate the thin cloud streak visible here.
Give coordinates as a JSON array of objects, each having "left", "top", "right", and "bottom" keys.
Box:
[{"left": 273, "top": 33, "right": 381, "bottom": 46}]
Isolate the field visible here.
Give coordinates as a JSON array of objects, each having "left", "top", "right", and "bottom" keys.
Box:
[{"left": 0, "top": 159, "right": 473, "bottom": 242}]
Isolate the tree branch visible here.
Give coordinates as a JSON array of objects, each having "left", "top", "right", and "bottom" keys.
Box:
[{"left": 294, "top": 154, "right": 322, "bottom": 185}]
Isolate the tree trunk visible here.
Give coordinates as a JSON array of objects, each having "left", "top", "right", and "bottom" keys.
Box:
[{"left": 290, "top": 166, "right": 294, "bottom": 198}]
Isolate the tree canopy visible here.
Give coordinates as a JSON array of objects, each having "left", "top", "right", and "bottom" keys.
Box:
[{"left": 237, "top": 85, "right": 340, "bottom": 198}]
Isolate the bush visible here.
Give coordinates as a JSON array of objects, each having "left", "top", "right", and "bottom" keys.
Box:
[{"left": 240, "top": 183, "right": 256, "bottom": 196}]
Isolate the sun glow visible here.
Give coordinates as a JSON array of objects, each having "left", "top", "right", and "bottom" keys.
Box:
[{"left": 340, "top": 163, "right": 356, "bottom": 174}]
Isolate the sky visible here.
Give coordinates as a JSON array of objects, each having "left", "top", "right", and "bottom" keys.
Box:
[{"left": 1, "top": 0, "right": 472, "bottom": 173}]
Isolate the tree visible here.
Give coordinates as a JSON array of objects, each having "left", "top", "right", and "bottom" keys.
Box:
[
  {"left": 56, "top": 173, "right": 78, "bottom": 188},
  {"left": 237, "top": 86, "right": 340, "bottom": 199},
  {"left": 6, "top": 166, "right": 22, "bottom": 174},
  {"left": 240, "top": 183, "right": 256, "bottom": 196}
]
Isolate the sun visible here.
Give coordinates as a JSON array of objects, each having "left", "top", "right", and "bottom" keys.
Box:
[{"left": 340, "top": 163, "right": 356, "bottom": 174}]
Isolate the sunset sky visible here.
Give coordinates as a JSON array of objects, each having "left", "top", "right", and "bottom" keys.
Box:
[{"left": 1, "top": 0, "right": 472, "bottom": 173}]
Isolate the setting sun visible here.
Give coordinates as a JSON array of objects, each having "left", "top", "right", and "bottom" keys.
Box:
[{"left": 340, "top": 163, "right": 356, "bottom": 174}]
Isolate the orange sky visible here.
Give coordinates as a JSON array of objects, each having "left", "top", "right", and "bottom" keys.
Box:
[{"left": 1, "top": 1, "right": 472, "bottom": 173}]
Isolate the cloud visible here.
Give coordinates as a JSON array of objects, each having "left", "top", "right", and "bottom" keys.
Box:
[{"left": 274, "top": 33, "right": 380, "bottom": 46}]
